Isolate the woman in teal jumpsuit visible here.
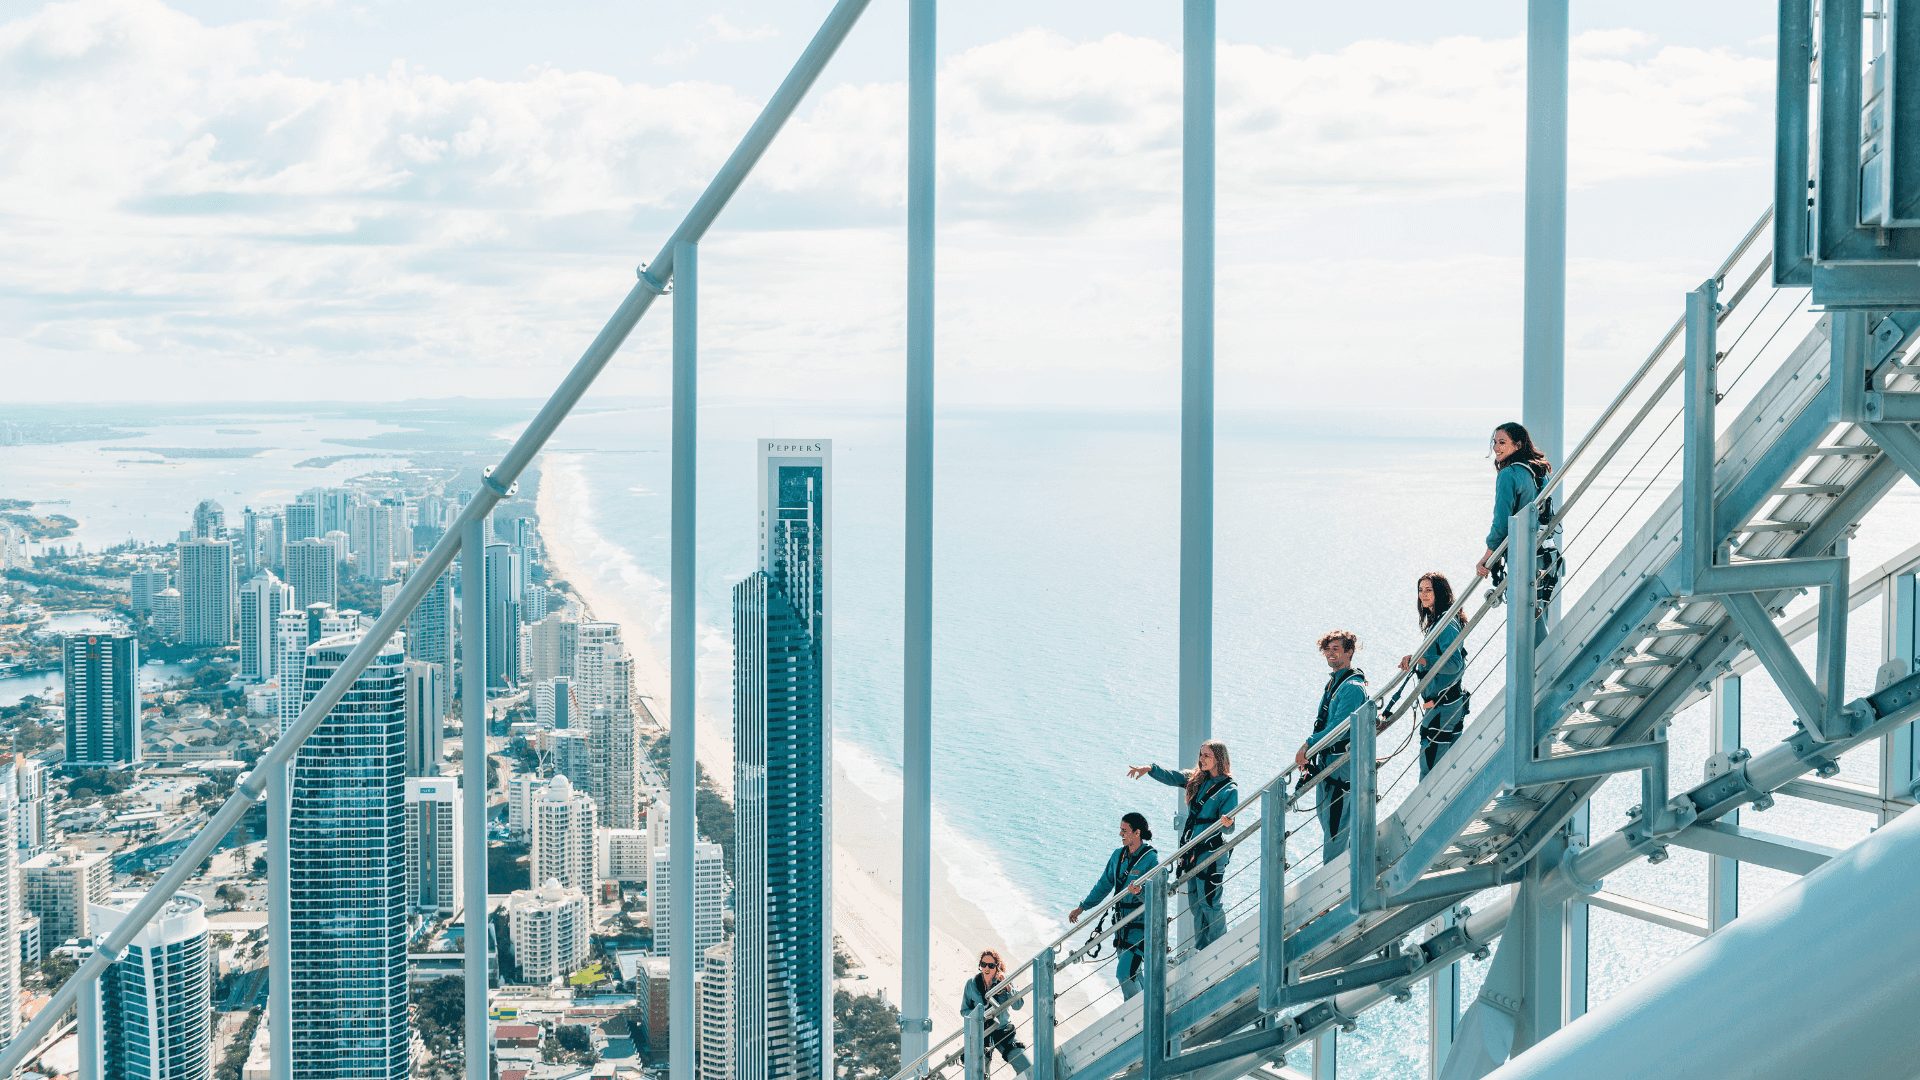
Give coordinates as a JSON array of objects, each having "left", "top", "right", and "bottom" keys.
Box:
[{"left": 1128, "top": 740, "right": 1238, "bottom": 951}]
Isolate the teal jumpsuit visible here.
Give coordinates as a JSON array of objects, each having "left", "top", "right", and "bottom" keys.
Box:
[
  {"left": 961, "top": 973, "right": 1030, "bottom": 1073},
  {"left": 1143, "top": 765, "right": 1238, "bottom": 951},
  {"left": 1079, "top": 843, "right": 1160, "bottom": 999},
  {"left": 1414, "top": 619, "right": 1467, "bottom": 777},
  {"left": 1307, "top": 667, "right": 1368, "bottom": 863}
]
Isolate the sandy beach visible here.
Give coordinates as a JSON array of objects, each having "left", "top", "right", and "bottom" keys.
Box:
[{"left": 535, "top": 452, "right": 1007, "bottom": 1039}]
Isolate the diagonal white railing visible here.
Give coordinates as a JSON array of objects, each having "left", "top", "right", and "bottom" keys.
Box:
[{"left": 0, "top": 0, "right": 878, "bottom": 1073}]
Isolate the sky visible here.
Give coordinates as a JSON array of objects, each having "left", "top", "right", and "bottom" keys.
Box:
[{"left": 1, "top": 0, "right": 1784, "bottom": 417}]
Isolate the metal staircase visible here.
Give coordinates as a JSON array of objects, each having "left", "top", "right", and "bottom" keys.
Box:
[{"left": 891, "top": 208, "right": 1920, "bottom": 1080}]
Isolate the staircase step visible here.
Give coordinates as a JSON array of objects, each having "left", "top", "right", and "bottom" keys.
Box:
[
  {"left": 1737, "top": 520, "right": 1812, "bottom": 533},
  {"left": 1616, "top": 652, "right": 1683, "bottom": 669},
  {"left": 1644, "top": 621, "right": 1716, "bottom": 638},
  {"left": 1777, "top": 483, "right": 1846, "bottom": 495},
  {"left": 1557, "top": 711, "right": 1623, "bottom": 730},
  {"left": 1805, "top": 445, "right": 1880, "bottom": 456},
  {"left": 1585, "top": 682, "right": 1655, "bottom": 700}
]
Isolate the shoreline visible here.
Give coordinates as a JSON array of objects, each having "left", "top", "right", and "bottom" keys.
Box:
[{"left": 534, "top": 451, "right": 1007, "bottom": 1035}]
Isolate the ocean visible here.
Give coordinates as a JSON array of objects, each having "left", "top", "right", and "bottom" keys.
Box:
[
  {"left": 536, "top": 400, "right": 1920, "bottom": 1076},
  {"left": 7, "top": 400, "right": 1917, "bottom": 1077}
]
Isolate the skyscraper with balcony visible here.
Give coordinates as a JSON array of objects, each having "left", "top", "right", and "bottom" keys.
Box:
[
  {"left": 529, "top": 774, "right": 595, "bottom": 894},
  {"left": 178, "top": 539, "right": 234, "bottom": 647},
  {"left": 239, "top": 571, "right": 294, "bottom": 682},
  {"left": 732, "top": 439, "right": 831, "bottom": 1080},
  {"left": 285, "top": 539, "right": 338, "bottom": 611},
  {"left": 646, "top": 803, "right": 727, "bottom": 963},
  {"left": 701, "top": 941, "right": 736, "bottom": 1080},
  {"left": 506, "top": 880, "right": 588, "bottom": 984},
  {"left": 190, "top": 499, "right": 224, "bottom": 540},
  {"left": 484, "top": 541, "right": 521, "bottom": 686},
  {"left": 284, "top": 631, "right": 409, "bottom": 1080},
  {"left": 403, "top": 777, "right": 461, "bottom": 918},
  {"left": 85, "top": 891, "right": 212, "bottom": 1080},
  {"left": 284, "top": 500, "right": 319, "bottom": 545},
  {"left": 64, "top": 634, "right": 140, "bottom": 767},
  {"left": 405, "top": 568, "right": 453, "bottom": 703},
  {"left": 129, "top": 569, "right": 169, "bottom": 614},
  {"left": 404, "top": 660, "right": 444, "bottom": 777}
]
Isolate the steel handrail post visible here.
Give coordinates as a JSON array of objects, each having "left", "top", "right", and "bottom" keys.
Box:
[
  {"left": 962, "top": 1005, "right": 984, "bottom": 1080},
  {"left": 1031, "top": 947, "right": 1056, "bottom": 1080},
  {"left": 1509, "top": 506, "right": 1540, "bottom": 786},
  {"left": 462, "top": 518, "right": 488, "bottom": 1080},
  {"left": 669, "top": 238, "right": 699, "bottom": 1080},
  {"left": 1258, "top": 786, "right": 1287, "bottom": 1012},
  {"left": 0, "top": 3, "right": 878, "bottom": 1072},
  {"left": 1141, "top": 875, "right": 1169, "bottom": 1080},
  {"left": 1350, "top": 697, "right": 1380, "bottom": 912}
]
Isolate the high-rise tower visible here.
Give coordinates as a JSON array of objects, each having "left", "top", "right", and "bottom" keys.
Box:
[
  {"left": 283, "top": 631, "right": 410, "bottom": 1080},
  {"left": 178, "top": 539, "right": 234, "bottom": 647},
  {"left": 85, "top": 891, "right": 212, "bottom": 1080},
  {"left": 190, "top": 499, "right": 224, "bottom": 540},
  {"left": 64, "top": 634, "right": 140, "bottom": 767},
  {"left": 238, "top": 571, "right": 294, "bottom": 682},
  {"left": 483, "top": 541, "right": 521, "bottom": 686},
  {"left": 405, "top": 568, "right": 453, "bottom": 703},
  {"left": 732, "top": 438, "right": 832, "bottom": 1080},
  {"left": 529, "top": 774, "right": 595, "bottom": 893},
  {"left": 285, "top": 539, "right": 338, "bottom": 611}
]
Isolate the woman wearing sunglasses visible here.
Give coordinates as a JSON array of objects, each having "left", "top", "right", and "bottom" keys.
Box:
[{"left": 961, "top": 949, "right": 1032, "bottom": 1074}]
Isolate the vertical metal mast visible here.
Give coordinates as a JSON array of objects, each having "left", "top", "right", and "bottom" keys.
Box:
[
  {"left": 670, "top": 239, "right": 699, "bottom": 1080},
  {"left": 1523, "top": 0, "right": 1567, "bottom": 467},
  {"left": 1521, "top": 0, "right": 1577, "bottom": 1040},
  {"left": 1179, "top": 0, "right": 1215, "bottom": 769},
  {"left": 462, "top": 521, "right": 488, "bottom": 1080},
  {"left": 901, "top": 0, "right": 936, "bottom": 1065}
]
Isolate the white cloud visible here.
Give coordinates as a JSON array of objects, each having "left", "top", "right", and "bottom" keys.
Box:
[
  {"left": 0, "top": 0, "right": 1776, "bottom": 410},
  {"left": 701, "top": 14, "right": 778, "bottom": 44}
]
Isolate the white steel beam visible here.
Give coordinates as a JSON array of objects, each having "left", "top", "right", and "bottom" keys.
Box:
[
  {"left": 1666, "top": 820, "right": 1839, "bottom": 876},
  {"left": 1578, "top": 892, "right": 1708, "bottom": 939}
]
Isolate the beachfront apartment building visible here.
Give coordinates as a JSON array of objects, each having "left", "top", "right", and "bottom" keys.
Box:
[
  {"left": 527, "top": 611, "right": 577, "bottom": 683},
  {"left": 83, "top": 891, "right": 212, "bottom": 1080},
  {"left": 529, "top": 774, "right": 595, "bottom": 893},
  {"left": 596, "top": 827, "right": 649, "bottom": 883},
  {"left": 238, "top": 571, "right": 293, "bottom": 682},
  {"left": 647, "top": 801, "right": 726, "bottom": 962},
  {"left": 178, "top": 538, "right": 234, "bottom": 647},
  {"left": 405, "top": 568, "right": 453, "bottom": 704},
  {"left": 404, "top": 776, "right": 462, "bottom": 918},
  {"left": 23, "top": 848, "right": 111, "bottom": 955},
  {"left": 506, "top": 880, "right": 589, "bottom": 984},
  {"left": 484, "top": 541, "right": 521, "bottom": 686},
  {"left": 732, "top": 438, "right": 832, "bottom": 1080},
  {"left": 284, "top": 538, "right": 338, "bottom": 612},
  {"left": 63, "top": 633, "right": 140, "bottom": 767},
  {"left": 279, "top": 630, "right": 410, "bottom": 1080},
  {"left": 404, "top": 660, "right": 444, "bottom": 777},
  {"left": 191, "top": 499, "right": 224, "bottom": 541},
  {"left": 128, "top": 569, "right": 169, "bottom": 613},
  {"left": 701, "top": 940, "right": 736, "bottom": 1080},
  {"left": 275, "top": 605, "right": 356, "bottom": 736}
]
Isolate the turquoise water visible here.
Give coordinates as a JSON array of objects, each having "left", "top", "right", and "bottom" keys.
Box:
[
  {"left": 539, "top": 400, "right": 1920, "bottom": 1076},
  {"left": 8, "top": 400, "right": 1918, "bottom": 1076}
]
